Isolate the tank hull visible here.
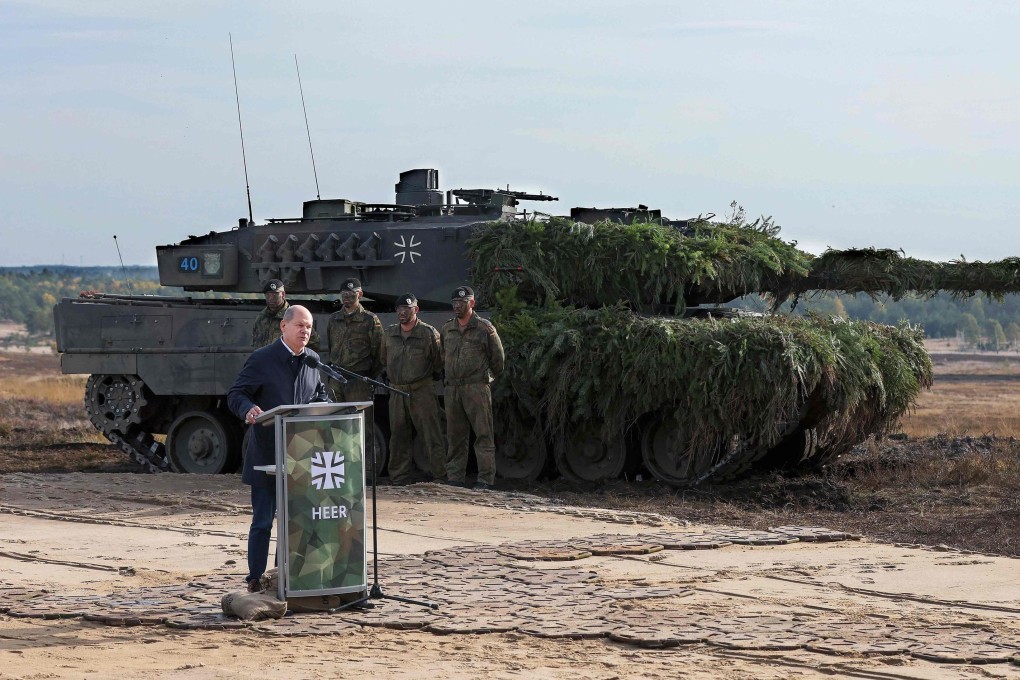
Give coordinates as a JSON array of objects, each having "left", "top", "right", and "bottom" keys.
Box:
[{"left": 55, "top": 295, "right": 454, "bottom": 476}]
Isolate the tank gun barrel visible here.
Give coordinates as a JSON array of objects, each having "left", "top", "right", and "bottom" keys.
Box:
[
  {"left": 469, "top": 218, "right": 1020, "bottom": 311},
  {"left": 779, "top": 249, "right": 1020, "bottom": 302}
]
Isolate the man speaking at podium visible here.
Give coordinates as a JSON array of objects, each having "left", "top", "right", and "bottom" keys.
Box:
[{"left": 228, "top": 305, "right": 326, "bottom": 592}]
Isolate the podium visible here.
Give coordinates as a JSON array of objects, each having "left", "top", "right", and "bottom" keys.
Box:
[{"left": 253, "top": 402, "right": 372, "bottom": 600}]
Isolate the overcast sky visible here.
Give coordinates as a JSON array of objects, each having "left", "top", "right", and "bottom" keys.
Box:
[{"left": 3, "top": 1, "right": 1018, "bottom": 267}]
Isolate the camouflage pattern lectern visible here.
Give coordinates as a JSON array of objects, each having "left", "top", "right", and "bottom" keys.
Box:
[{"left": 256, "top": 402, "right": 370, "bottom": 600}]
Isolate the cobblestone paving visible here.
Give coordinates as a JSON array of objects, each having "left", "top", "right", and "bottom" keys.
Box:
[{"left": 3, "top": 526, "right": 1019, "bottom": 666}]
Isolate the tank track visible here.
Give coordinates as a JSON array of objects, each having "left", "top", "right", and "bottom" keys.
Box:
[
  {"left": 106, "top": 429, "right": 169, "bottom": 474},
  {"left": 84, "top": 374, "right": 169, "bottom": 473}
]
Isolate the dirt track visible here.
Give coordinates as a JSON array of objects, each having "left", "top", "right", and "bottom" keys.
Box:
[
  {"left": 3, "top": 472, "right": 1020, "bottom": 679},
  {"left": 3, "top": 348, "right": 1020, "bottom": 677}
]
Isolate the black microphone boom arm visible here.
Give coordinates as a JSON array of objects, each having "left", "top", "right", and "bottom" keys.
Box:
[{"left": 303, "top": 355, "right": 347, "bottom": 384}]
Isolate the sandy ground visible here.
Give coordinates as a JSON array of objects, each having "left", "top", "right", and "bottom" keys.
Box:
[{"left": 2, "top": 473, "right": 1019, "bottom": 679}]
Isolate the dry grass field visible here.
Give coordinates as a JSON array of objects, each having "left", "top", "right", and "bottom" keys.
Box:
[
  {"left": 902, "top": 346, "right": 1020, "bottom": 437},
  {"left": 1, "top": 346, "right": 1019, "bottom": 557},
  {"left": 0, "top": 352, "right": 122, "bottom": 472}
]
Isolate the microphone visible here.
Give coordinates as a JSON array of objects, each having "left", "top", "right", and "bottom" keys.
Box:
[{"left": 303, "top": 355, "right": 347, "bottom": 384}]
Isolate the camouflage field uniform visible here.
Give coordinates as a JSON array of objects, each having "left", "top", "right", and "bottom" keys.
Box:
[
  {"left": 441, "top": 314, "right": 504, "bottom": 485},
  {"left": 252, "top": 302, "right": 288, "bottom": 348},
  {"left": 326, "top": 303, "right": 383, "bottom": 403},
  {"left": 251, "top": 301, "right": 320, "bottom": 351},
  {"left": 382, "top": 320, "right": 444, "bottom": 483}
]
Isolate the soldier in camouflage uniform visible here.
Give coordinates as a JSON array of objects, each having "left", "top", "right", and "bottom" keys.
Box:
[
  {"left": 251, "top": 279, "right": 288, "bottom": 348},
  {"left": 251, "top": 279, "right": 319, "bottom": 350},
  {"left": 381, "top": 293, "right": 445, "bottom": 485},
  {"left": 326, "top": 278, "right": 383, "bottom": 402},
  {"left": 441, "top": 286, "right": 504, "bottom": 490}
]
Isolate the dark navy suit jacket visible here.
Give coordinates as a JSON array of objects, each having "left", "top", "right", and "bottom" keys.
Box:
[{"left": 227, "top": 339, "right": 325, "bottom": 488}]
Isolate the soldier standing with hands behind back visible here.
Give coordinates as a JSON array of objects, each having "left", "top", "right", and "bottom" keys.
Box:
[
  {"left": 441, "top": 286, "right": 504, "bottom": 490},
  {"left": 326, "top": 278, "right": 383, "bottom": 402},
  {"left": 381, "top": 293, "right": 445, "bottom": 485}
]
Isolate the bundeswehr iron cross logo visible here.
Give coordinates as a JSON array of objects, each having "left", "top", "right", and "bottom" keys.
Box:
[{"left": 310, "top": 450, "right": 345, "bottom": 490}]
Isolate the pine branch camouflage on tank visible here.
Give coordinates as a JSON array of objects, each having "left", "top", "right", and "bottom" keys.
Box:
[
  {"left": 464, "top": 216, "right": 1015, "bottom": 478},
  {"left": 468, "top": 217, "right": 810, "bottom": 311},
  {"left": 491, "top": 305, "right": 932, "bottom": 469}
]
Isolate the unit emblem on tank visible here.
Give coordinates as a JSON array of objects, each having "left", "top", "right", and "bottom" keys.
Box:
[{"left": 204, "top": 252, "right": 223, "bottom": 276}]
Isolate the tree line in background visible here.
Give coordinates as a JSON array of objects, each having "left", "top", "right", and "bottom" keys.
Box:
[
  {"left": 1, "top": 266, "right": 1019, "bottom": 350},
  {"left": 1, "top": 267, "right": 158, "bottom": 337},
  {"left": 0, "top": 266, "right": 228, "bottom": 347}
]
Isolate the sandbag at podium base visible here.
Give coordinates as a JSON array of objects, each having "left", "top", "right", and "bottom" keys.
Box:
[{"left": 221, "top": 591, "right": 288, "bottom": 621}]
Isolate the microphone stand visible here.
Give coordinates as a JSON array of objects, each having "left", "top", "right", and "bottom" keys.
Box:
[{"left": 320, "top": 362, "right": 437, "bottom": 613}]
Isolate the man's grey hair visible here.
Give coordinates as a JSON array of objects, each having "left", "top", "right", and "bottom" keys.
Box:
[{"left": 282, "top": 305, "right": 310, "bottom": 322}]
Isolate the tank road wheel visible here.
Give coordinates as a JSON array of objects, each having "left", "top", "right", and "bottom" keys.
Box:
[
  {"left": 84, "top": 374, "right": 149, "bottom": 433},
  {"left": 166, "top": 411, "right": 240, "bottom": 474},
  {"left": 640, "top": 417, "right": 716, "bottom": 487},
  {"left": 495, "top": 421, "right": 550, "bottom": 481},
  {"left": 553, "top": 425, "right": 629, "bottom": 483}
]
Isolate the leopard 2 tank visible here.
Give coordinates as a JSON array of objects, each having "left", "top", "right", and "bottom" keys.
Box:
[{"left": 56, "top": 168, "right": 1016, "bottom": 486}]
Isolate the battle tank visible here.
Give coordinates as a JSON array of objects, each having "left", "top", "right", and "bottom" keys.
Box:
[{"left": 53, "top": 168, "right": 1019, "bottom": 485}]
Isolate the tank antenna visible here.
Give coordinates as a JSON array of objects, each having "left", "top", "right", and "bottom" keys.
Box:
[
  {"left": 112, "top": 235, "right": 127, "bottom": 279},
  {"left": 229, "top": 33, "right": 254, "bottom": 224},
  {"left": 294, "top": 54, "right": 321, "bottom": 200}
]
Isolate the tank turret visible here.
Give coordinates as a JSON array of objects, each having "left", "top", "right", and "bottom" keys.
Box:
[{"left": 155, "top": 168, "right": 556, "bottom": 309}]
